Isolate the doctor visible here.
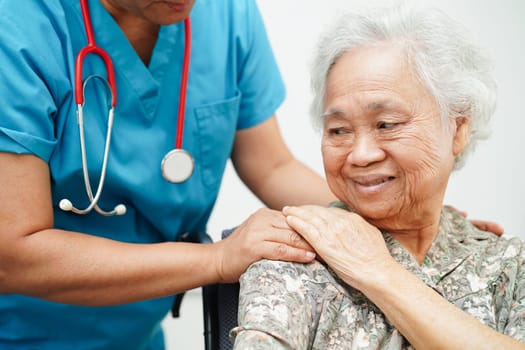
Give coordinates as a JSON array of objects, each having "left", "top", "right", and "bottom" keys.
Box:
[
  {"left": 0, "top": 0, "right": 501, "bottom": 349},
  {"left": 0, "top": 0, "right": 332, "bottom": 348}
]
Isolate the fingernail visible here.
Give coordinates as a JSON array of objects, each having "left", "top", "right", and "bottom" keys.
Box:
[{"left": 306, "top": 251, "right": 315, "bottom": 259}]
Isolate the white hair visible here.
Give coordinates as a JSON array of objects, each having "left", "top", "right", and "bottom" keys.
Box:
[{"left": 310, "top": 2, "right": 497, "bottom": 169}]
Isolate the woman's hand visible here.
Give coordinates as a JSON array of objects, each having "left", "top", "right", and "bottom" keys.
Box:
[
  {"left": 282, "top": 205, "right": 395, "bottom": 290},
  {"left": 213, "top": 208, "right": 316, "bottom": 283}
]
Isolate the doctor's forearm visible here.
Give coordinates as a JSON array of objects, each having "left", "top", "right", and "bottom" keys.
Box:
[
  {"left": 0, "top": 228, "right": 219, "bottom": 306},
  {"left": 231, "top": 116, "right": 336, "bottom": 209},
  {"left": 256, "top": 159, "right": 336, "bottom": 210}
]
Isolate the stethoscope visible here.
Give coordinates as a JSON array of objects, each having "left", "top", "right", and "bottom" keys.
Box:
[{"left": 59, "top": 0, "right": 192, "bottom": 216}]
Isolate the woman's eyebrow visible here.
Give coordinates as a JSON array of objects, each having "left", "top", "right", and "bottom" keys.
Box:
[
  {"left": 321, "top": 109, "right": 345, "bottom": 119},
  {"left": 322, "top": 99, "right": 399, "bottom": 118},
  {"left": 366, "top": 101, "right": 387, "bottom": 111},
  {"left": 365, "top": 99, "right": 400, "bottom": 112}
]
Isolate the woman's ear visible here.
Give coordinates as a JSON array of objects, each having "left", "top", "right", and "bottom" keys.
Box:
[{"left": 452, "top": 117, "right": 471, "bottom": 156}]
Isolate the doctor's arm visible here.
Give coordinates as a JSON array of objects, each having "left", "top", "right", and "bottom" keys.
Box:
[
  {"left": 0, "top": 152, "right": 314, "bottom": 306},
  {"left": 231, "top": 115, "right": 336, "bottom": 209}
]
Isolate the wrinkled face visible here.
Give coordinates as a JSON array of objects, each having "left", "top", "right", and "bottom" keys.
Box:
[
  {"left": 321, "top": 44, "right": 468, "bottom": 225},
  {"left": 100, "top": 0, "right": 195, "bottom": 25}
]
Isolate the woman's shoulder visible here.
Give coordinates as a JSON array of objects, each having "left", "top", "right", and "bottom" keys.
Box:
[
  {"left": 248, "top": 259, "right": 328, "bottom": 276},
  {"left": 444, "top": 207, "right": 525, "bottom": 265},
  {"left": 442, "top": 206, "right": 520, "bottom": 244},
  {"left": 245, "top": 259, "right": 344, "bottom": 290}
]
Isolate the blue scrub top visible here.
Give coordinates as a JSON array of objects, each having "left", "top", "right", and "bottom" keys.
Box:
[{"left": 0, "top": 0, "right": 285, "bottom": 348}]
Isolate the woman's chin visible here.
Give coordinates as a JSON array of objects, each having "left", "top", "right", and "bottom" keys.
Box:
[{"left": 350, "top": 203, "right": 397, "bottom": 223}]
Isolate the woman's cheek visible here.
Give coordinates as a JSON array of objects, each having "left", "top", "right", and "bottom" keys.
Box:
[
  {"left": 321, "top": 147, "right": 352, "bottom": 203},
  {"left": 322, "top": 144, "right": 347, "bottom": 175}
]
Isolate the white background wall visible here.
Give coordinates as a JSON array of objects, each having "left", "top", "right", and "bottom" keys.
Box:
[{"left": 165, "top": 1, "right": 525, "bottom": 348}]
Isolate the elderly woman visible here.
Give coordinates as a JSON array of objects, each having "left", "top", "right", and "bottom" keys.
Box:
[{"left": 230, "top": 4, "right": 525, "bottom": 350}]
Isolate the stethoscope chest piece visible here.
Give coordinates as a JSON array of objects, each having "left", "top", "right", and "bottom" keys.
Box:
[{"left": 161, "top": 149, "right": 194, "bottom": 183}]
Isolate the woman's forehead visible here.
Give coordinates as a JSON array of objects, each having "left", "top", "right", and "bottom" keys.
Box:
[
  {"left": 327, "top": 46, "right": 415, "bottom": 90},
  {"left": 322, "top": 95, "right": 407, "bottom": 119},
  {"left": 324, "top": 46, "right": 431, "bottom": 114}
]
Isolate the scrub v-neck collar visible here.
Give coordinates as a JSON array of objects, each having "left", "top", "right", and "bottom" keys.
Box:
[{"left": 84, "top": 0, "right": 182, "bottom": 121}]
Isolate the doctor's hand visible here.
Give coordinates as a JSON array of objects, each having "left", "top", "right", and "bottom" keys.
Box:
[
  {"left": 445, "top": 205, "right": 504, "bottom": 236},
  {"left": 283, "top": 205, "right": 395, "bottom": 291},
  {"left": 213, "top": 208, "right": 316, "bottom": 283}
]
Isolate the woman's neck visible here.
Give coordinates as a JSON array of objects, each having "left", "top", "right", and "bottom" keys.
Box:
[
  {"left": 390, "top": 224, "right": 440, "bottom": 265},
  {"left": 371, "top": 207, "right": 443, "bottom": 265}
]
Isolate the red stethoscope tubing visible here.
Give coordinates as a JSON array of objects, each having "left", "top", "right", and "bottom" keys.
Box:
[
  {"left": 75, "top": 0, "right": 191, "bottom": 150},
  {"left": 176, "top": 18, "right": 191, "bottom": 149},
  {"left": 76, "top": 0, "right": 117, "bottom": 107}
]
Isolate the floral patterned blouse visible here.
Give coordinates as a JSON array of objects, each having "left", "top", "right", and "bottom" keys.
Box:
[{"left": 231, "top": 207, "right": 525, "bottom": 349}]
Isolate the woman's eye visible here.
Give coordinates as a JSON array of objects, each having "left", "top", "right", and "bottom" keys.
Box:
[
  {"left": 378, "top": 122, "right": 396, "bottom": 129},
  {"left": 330, "top": 128, "right": 347, "bottom": 135}
]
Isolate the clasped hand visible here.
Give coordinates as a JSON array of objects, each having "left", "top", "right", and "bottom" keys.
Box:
[{"left": 283, "top": 205, "right": 395, "bottom": 290}]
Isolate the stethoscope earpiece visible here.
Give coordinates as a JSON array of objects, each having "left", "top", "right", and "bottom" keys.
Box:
[
  {"left": 114, "top": 204, "right": 127, "bottom": 216},
  {"left": 59, "top": 199, "right": 74, "bottom": 212},
  {"left": 59, "top": 198, "right": 127, "bottom": 216}
]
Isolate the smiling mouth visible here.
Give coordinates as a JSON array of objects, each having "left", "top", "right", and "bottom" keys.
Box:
[{"left": 354, "top": 176, "right": 395, "bottom": 187}]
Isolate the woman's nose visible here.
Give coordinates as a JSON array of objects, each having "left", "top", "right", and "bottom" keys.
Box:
[{"left": 346, "top": 133, "right": 385, "bottom": 167}]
